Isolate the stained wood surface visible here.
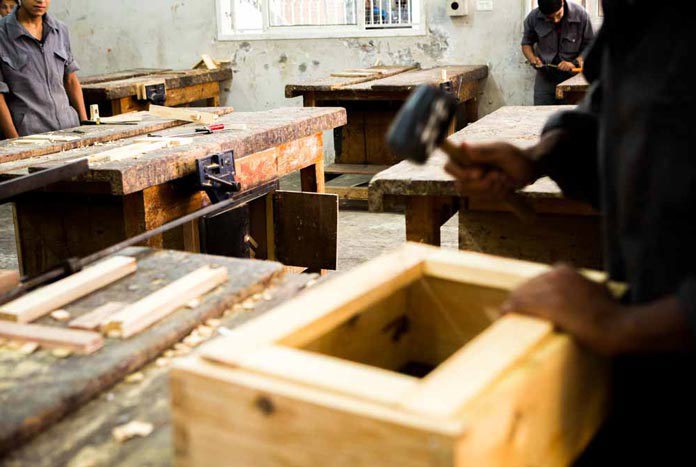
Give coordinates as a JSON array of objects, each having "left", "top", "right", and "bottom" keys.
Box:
[
  {"left": 369, "top": 106, "right": 577, "bottom": 212},
  {"left": 0, "top": 248, "right": 283, "bottom": 454},
  {"left": 80, "top": 69, "right": 171, "bottom": 86},
  {"left": 0, "top": 107, "right": 347, "bottom": 195},
  {"left": 285, "top": 66, "right": 416, "bottom": 97},
  {"left": 0, "top": 108, "right": 234, "bottom": 164},
  {"left": 556, "top": 73, "right": 590, "bottom": 100},
  {"left": 81, "top": 68, "right": 233, "bottom": 101},
  {"left": 1, "top": 273, "right": 314, "bottom": 467}
]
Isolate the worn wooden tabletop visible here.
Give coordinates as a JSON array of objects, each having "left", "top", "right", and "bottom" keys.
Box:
[
  {"left": 285, "top": 65, "right": 489, "bottom": 98},
  {"left": 369, "top": 106, "right": 574, "bottom": 211},
  {"left": 0, "top": 107, "right": 347, "bottom": 195},
  {"left": 0, "top": 108, "right": 235, "bottom": 164},
  {"left": 0, "top": 248, "right": 284, "bottom": 455},
  {"left": 556, "top": 73, "right": 590, "bottom": 100},
  {"left": 81, "top": 68, "right": 234, "bottom": 102}
]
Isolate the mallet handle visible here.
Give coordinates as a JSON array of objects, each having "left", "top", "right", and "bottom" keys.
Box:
[{"left": 441, "top": 140, "right": 537, "bottom": 223}]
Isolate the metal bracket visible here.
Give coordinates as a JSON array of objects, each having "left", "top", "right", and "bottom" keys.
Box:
[
  {"left": 196, "top": 150, "right": 242, "bottom": 203},
  {"left": 136, "top": 82, "right": 167, "bottom": 105}
]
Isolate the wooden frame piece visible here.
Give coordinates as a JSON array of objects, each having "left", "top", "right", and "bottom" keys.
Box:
[
  {"left": 175, "top": 243, "right": 610, "bottom": 466},
  {"left": 0, "top": 256, "right": 137, "bottom": 324},
  {"left": 0, "top": 321, "right": 103, "bottom": 354},
  {"left": 68, "top": 302, "right": 126, "bottom": 331},
  {"left": 102, "top": 265, "right": 228, "bottom": 338}
]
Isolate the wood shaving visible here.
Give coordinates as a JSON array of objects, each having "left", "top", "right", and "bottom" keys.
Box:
[
  {"left": 196, "top": 325, "right": 214, "bottom": 338},
  {"left": 164, "top": 350, "right": 175, "bottom": 358},
  {"left": 205, "top": 319, "right": 221, "bottom": 327},
  {"left": 112, "top": 421, "right": 154, "bottom": 443},
  {"left": 185, "top": 298, "right": 201, "bottom": 309},
  {"left": 262, "top": 292, "right": 273, "bottom": 301},
  {"left": 242, "top": 301, "right": 255, "bottom": 310},
  {"left": 125, "top": 372, "right": 145, "bottom": 384},
  {"left": 52, "top": 348, "right": 73, "bottom": 358},
  {"left": 50, "top": 309, "right": 71, "bottom": 322},
  {"left": 19, "top": 342, "right": 40, "bottom": 355},
  {"left": 183, "top": 334, "right": 205, "bottom": 347},
  {"left": 155, "top": 358, "right": 170, "bottom": 367}
]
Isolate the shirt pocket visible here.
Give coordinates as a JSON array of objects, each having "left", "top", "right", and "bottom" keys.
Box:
[
  {"left": 561, "top": 29, "right": 581, "bottom": 55},
  {"left": 52, "top": 48, "right": 69, "bottom": 81},
  {"left": 1, "top": 53, "right": 29, "bottom": 93}
]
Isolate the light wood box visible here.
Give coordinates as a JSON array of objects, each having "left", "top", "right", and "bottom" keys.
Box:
[{"left": 171, "top": 243, "right": 609, "bottom": 467}]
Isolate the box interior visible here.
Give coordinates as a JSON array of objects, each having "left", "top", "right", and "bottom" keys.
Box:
[{"left": 301, "top": 275, "right": 508, "bottom": 378}]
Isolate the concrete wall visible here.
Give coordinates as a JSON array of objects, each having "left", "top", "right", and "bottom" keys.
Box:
[{"left": 53, "top": 0, "right": 538, "bottom": 115}]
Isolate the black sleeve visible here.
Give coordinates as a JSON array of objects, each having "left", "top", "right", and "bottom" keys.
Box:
[{"left": 521, "top": 13, "right": 538, "bottom": 46}]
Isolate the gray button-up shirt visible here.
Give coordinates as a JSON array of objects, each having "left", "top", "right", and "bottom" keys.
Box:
[
  {"left": 521, "top": 1, "right": 594, "bottom": 65},
  {"left": 0, "top": 10, "right": 80, "bottom": 136}
]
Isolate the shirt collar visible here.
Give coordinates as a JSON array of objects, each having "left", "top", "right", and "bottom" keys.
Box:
[{"left": 6, "top": 9, "right": 58, "bottom": 41}]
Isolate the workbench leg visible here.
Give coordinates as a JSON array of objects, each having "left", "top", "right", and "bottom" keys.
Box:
[
  {"left": 464, "top": 97, "right": 480, "bottom": 125},
  {"left": 249, "top": 194, "right": 276, "bottom": 261},
  {"left": 207, "top": 95, "right": 220, "bottom": 107},
  {"left": 300, "top": 158, "right": 325, "bottom": 193},
  {"left": 404, "top": 196, "right": 458, "bottom": 246}
]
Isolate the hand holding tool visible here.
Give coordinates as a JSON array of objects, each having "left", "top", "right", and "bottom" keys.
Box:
[
  {"left": 386, "top": 85, "right": 536, "bottom": 222},
  {"left": 535, "top": 62, "right": 583, "bottom": 73}
]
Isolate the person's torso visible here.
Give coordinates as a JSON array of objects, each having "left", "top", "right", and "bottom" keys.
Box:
[
  {"left": 529, "top": 2, "right": 588, "bottom": 64},
  {"left": 0, "top": 12, "right": 78, "bottom": 136}
]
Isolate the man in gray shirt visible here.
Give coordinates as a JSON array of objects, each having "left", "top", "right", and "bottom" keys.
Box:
[
  {"left": 0, "top": 0, "right": 86, "bottom": 138},
  {"left": 521, "top": 0, "right": 594, "bottom": 105}
]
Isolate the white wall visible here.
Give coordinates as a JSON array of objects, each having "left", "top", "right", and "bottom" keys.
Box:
[{"left": 53, "top": 0, "right": 538, "bottom": 115}]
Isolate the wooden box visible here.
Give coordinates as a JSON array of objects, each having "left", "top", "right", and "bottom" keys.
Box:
[{"left": 171, "top": 243, "right": 609, "bottom": 467}]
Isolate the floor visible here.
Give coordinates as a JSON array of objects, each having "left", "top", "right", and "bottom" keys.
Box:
[{"left": 0, "top": 203, "right": 459, "bottom": 274}]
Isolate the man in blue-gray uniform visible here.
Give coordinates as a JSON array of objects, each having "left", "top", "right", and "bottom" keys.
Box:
[
  {"left": 0, "top": 0, "right": 86, "bottom": 139},
  {"left": 521, "top": 0, "right": 594, "bottom": 105}
]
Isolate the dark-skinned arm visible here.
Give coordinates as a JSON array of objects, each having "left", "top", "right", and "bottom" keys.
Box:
[
  {"left": 0, "top": 94, "right": 18, "bottom": 139},
  {"left": 64, "top": 72, "right": 87, "bottom": 122}
]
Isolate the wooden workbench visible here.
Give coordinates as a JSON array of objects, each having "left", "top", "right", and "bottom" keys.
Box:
[
  {"left": 81, "top": 68, "right": 233, "bottom": 116},
  {"left": 0, "top": 107, "right": 347, "bottom": 276},
  {"left": 0, "top": 247, "right": 309, "bottom": 460},
  {"left": 369, "top": 106, "right": 602, "bottom": 269},
  {"left": 286, "top": 65, "right": 489, "bottom": 200},
  {"left": 556, "top": 73, "right": 590, "bottom": 104},
  {"left": 0, "top": 108, "right": 235, "bottom": 164}
]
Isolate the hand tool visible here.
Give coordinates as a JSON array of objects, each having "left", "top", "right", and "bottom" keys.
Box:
[
  {"left": 386, "top": 84, "right": 536, "bottom": 222},
  {"left": 535, "top": 63, "right": 583, "bottom": 73},
  {"left": 80, "top": 120, "right": 140, "bottom": 126}
]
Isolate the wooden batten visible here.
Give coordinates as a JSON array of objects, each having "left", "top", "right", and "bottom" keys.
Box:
[
  {"left": 68, "top": 302, "right": 126, "bottom": 331},
  {"left": 0, "top": 257, "right": 137, "bottom": 324},
  {"left": 148, "top": 104, "right": 218, "bottom": 125},
  {"left": 0, "top": 321, "right": 104, "bottom": 354},
  {"left": 102, "top": 265, "right": 228, "bottom": 338}
]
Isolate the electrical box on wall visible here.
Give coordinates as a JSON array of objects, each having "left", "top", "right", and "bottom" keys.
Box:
[{"left": 447, "top": 0, "right": 468, "bottom": 16}]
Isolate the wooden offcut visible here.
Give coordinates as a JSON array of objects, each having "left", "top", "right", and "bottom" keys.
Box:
[
  {"left": 102, "top": 265, "right": 228, "bottom": 338},
  {"left": 68, "top": 302, "right": 125, "bottom": 331},
  {"left": 148, "top": 104, "right": 218, "bottom": 125},
  {"left": 0, "top": 321, "right": 103, "bottom": 354},
  {"left": 0, "top": 256, "right": 137, "bottom": 324},
  {"left": 173, "top": 243, "right": 609, "bottom": 467}
]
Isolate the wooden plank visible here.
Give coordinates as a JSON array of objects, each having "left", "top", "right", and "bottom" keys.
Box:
[
  {"left": 79, "top": 69, "right": 170, "bottom": 86},
  {"left": 88, "top": 137, "right": 192, "bottom": 164},
  {"left": 0, "top": 257, "right": 137, "bottom": 324},
  {"left": 102, "top": 265, "right": 228, "bottom": 338},
  {"left": 0, "top": 270, "right": 19, "bottom": 295},
  {"left": 364, "top": 66, "right": 488, "bottom": 92},
  {"left": 0, "top": 248, "right": 283, "bottom": 453},
  {"left": 284, "top": 66, "right": 418, "bottom": 97},
  {"left": 148, "top": 105, "right": 218, "bottom": 125},
  {"left": 325, "top": 164, "right": 390, "bottom": 176},
  {"left": 68, "top": 302, "right": 125, "bottom": 331},
  {"left": 273, "top": 191, "right": 338, "bottom": 271},
  {"left": 0, "top": 321, "right": 103, "bottom": 354},
  {"left": 0, "top": 107, "right": 235, "bottom": 165},
  {"left": 556, "top": 73, "right": 589, "bottom": 101},
  {"left": 326, "top": 186, "right": 368, "bottom": 201}
]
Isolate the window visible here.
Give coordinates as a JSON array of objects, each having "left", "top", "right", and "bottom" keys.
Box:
[{"left": 216, "top": 0, "right": 424, "bottom": 40}]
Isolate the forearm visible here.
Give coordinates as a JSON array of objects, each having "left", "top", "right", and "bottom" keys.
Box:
[
  {"left": 65, "top": 74, "right": 87, "bottom": 121},
  {"left": 611, "top": 297, "right": 695, "bottom": 354},
  {"left": 0, "top": 95, "right": 18, "bottom": 139},
  {"left": 521, "top": 45, "right": 538, "bottom": 64}
]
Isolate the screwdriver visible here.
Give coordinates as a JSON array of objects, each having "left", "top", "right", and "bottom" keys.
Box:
[{"left": 147, "top": 123, "right": 238, "bottom": 138}]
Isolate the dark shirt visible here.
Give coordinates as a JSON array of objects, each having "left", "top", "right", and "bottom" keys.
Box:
[
  {"left": 0, "top": 10, "right": 80, "bottom": 136},
  {"left": 521, "top": 1, "right": 594, "bottom": 65},
  {"left": 538, "top": 1, "right": 695, "bottom": 463}
]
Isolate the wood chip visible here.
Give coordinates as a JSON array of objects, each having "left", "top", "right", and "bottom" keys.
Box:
[
  {"left": 164, "top": 350, "right": 175, "bottom": 358},
  {"left": 155, "top": 358, "right": 170, "bottom": 367},
  {"left": 205, "top": 319, "right": 221, "bottom": 328},
  {"left": 19, "top": 342, "right": 39, "bottom": 354},
  {"left": 112, "top": 421, "right": 154, "bottom": 443},
  {"left": 185, "top": 299, "right": 201, "bottom": 309},
  {"left": 183, "top": 334, "right": 205, "bottom": 348},
  {"left": 52, "top": 348, "right": 73, "bottom": 358},
  {"left": 196, "top": 325, "right": 214, "bottom": 338},
  {"left": 242, "top": 301, "right": 255, "bottom": 311},
  {"left": 125, "top": 372, "right": 145, "bottom": 384},
  {"left": 50, "top": 310, "right": 71, "bottom": 322}
]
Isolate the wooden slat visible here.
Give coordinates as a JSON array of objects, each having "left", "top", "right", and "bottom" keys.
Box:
[
  {"left": 0, "top": 321, "right": 104, "bottom": 354},
  {"left": 68, "top": 302, "right": 125, "bottom": 331},
  {"left": 102, "top": 265, "right": 228, "bottom": 338},
  {"left": 365, "top": 65, "right": 489, "bottom": 92},
  {"left": 325, "top": 164, "right": 390, "bottom": 176},
  {"left": 148, "top": 105, "right": 218, "bottom": 125},
  {"left": 0, "top": 257, "right": 137, "bottom": 324},
  {"left": 284, "top": 66, "right": 418, "bottom": 97},
  {"left": 79, "top": 69, "right": 170, "bottom": 85}
]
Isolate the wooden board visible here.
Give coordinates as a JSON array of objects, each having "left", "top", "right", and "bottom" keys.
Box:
[
  {"left": 148, "top": 105, "right": 218, "bottom": 125},
  {"left": 81, "top": 68, "right": 233, "bottom": 101},
  {"left": 0, "top": 248, "right": 283, "bottom": 453},
  {"left": 0, "top": 107, "right": 235, "bottom": 165},
  {"left": 349, "top": 65, "right": 489, "bottom": 92},
  {"left": 285, "top": 66, "right": 417, "bottom": 98},
  {"left": 0, "top": 321, "right": 103, "bottom": 354},
  {"left": 2, "top": 274, "right": 314, "bottom": 466},
  {"left": 79, "top": 69, "right": 171, "bottom": 86},
  {"left": 0, "top": 107, "right": 346, "bottom": 195},
  {"left": 274, "top": 191, "right": 338, "bottom": 271},
  {"left": 0, "top": 256, "right": 137, "bottom": 324},
  {"left": 556, "top": 73, "right": 590, "bottom": 101}
]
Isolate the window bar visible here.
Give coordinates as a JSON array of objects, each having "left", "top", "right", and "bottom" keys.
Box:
[
  {"left": 370, "top": 0, "right": 374, "bottom": 26},
  {"left": 379, "top": 0, "right": 383, "bottom": 24},
  {"left": 397, "top": 0, "right": 401, "bottom": 25},
  {"left": 387, "top": 0, "right": 392, "bottom": 25}
]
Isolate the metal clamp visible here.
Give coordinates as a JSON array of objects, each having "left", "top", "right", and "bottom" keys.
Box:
[{"left": 196, "top": 150, "right": 242, "bottom": 203}]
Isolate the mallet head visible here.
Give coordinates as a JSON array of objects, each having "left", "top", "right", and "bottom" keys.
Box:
[{"left": 386, "top": 84, "right": 459, "bottom": 164}]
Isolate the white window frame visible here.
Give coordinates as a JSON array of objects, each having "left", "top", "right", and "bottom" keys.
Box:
[{"left": 216, "top": 0, "right": 426, "bottom": 41}]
